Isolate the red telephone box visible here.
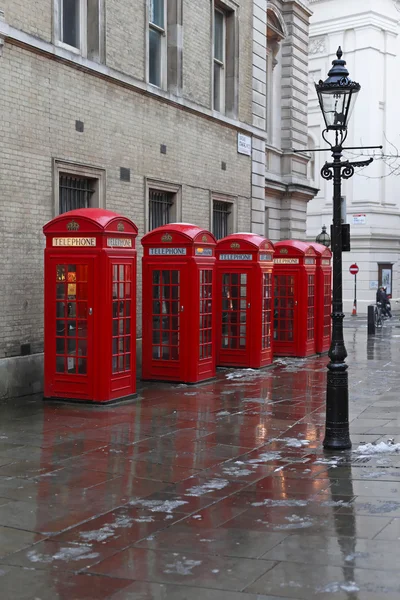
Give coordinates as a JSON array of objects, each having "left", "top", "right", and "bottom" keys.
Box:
[
  {"left": 310, "top": 242, "right": 332, "bottom": 354},
  {"left": 215, "top": 234, "right": 275, "bottom": 368},
  {"left": 273, "top": 240, "right": 318, "bottom": 358},
  {"left": 141, "top": 224, "right": 217, "bottom": 384},
  {"left": 43, "top": 208, "right": 138, "bottom": 403}
]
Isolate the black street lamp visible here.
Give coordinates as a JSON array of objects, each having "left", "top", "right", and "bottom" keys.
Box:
[
  {"left": 316, "top": 225, "right": 331, "bottom": 248},
  {"left": 314, "top": 48, "right": 379, "bottom": 450}
]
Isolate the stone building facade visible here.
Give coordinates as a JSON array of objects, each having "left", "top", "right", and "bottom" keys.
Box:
[
  {"left": 0, "top": 0, "right": 315, "bottom": 397},
  {"left": 307, "top": 0, "right": 400, "bottom": 314}
]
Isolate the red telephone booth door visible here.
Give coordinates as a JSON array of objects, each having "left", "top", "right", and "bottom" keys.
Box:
[
  {"left": 273, "top": 273, "right": 298, "bottom": 352},
  {"left": 48, "top": 257, "right": 94, "bottom": 400},
  {"left": 146, "top": 265, "right": 184, "bottom": 380},
  {"left": 220, "top": 271, "right": 250, "bottom": 363}
]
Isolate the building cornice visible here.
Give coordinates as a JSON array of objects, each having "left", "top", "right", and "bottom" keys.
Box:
[
  {"left": 310, "top": 11, "right": 399, "bottom": 37},
  {"left": 0, "top": 20, "right": 267, "bottom": 141}
]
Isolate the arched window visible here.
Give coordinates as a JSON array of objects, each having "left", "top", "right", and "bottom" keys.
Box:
[{"left": 266, "top": 6, "right": 286, "bottom": 141}]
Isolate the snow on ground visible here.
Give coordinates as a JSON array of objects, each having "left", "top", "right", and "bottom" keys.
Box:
[
  {"left": 186, "top": 479, "right": 230, "bottom": 496},
  {"left": 129, "top": 499, "right": 188, "bottom": 513},
  {"left": 164, "top": 558, "right": 202, "bottom": 575},
  {"left": 226, "top": 369, "right": 259, "bottom": 380},
  {"left": 354, "top": 441, "right": 400, "bottom": 454},
  {"left": 27, "top": 546, "right": 99, "bottom": 564}
]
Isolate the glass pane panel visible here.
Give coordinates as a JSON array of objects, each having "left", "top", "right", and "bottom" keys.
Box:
[
  {"left": 78, "top": 339, "right": 87, "bottom": 356},
  {"left": 67, "top": 356, "right": 76, "bottom": 374},
  {"left": 214, "top": 10, "right": 224, "bottom": 61},
  {"left": 56, "top": 338, "right": 65, "bottom": 354},
  {"left": 56, "top": 284, "right": 65, "bottom": 299},
  {"left": 56, "top": 356, "right": 65, "bottom": 373},
  {"left": 149, "top": 28, "right": 162, "bottom": 87},
  {"left": 150, "top": 0, "right": 164, "bottom": 27},
  {"left": 56, "top": 321, "right": 66, "bottom": 336},
  {"left": 56, "top": 302, "right": 66, "bottom": 318},
  {"left": 78, "top": 358, "right": 87, "bottom": 374},
  {"left": 61, "top": 0, "right": 80, "bottom": 48}
]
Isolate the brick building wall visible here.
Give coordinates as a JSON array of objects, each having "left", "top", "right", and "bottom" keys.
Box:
[
  {"left": 0, "top": 1, "right": 261, "bottom": 397},
  {"left": 0, "top": 0, "right": 316, "bottom": 397}
]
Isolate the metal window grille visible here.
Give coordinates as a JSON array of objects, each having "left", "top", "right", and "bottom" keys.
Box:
[
  {"left": 213, "top": 201, "right": 231, "bottom": 240},
  {"left": 59, "top": 175, "right": 95, "bottom": 214},
  {"left": 149, "top": 190, "right": 174, "bottom": 230}
]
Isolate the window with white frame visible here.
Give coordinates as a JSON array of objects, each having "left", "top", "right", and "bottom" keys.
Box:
[
  {"left": 211, "top": 195, "right": 237, "bottom": 240},
  {"left": 55, "top": 0, "right": 104, "bottom": 62},
  {"left": 266, "top": 9, "right": 285, "bottom": 137},
  {"left": 53, "top": 160, "right": 105, "bottom": 216},
  {"left": 149, "top": 0, "right": 167, "bottom": 87},
  {"left": 213, "top": 2, "right": 237, "bottom": 116},
  {"left": 213, "top": 9, "right": 226, "bottom": 113},
  {"left": 146, "top": 181, "right": 182, "bottom": 231}
]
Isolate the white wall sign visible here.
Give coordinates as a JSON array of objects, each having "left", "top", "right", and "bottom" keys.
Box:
[
  {"left": 352, "top": 214, "right": 366, "bottom": 225},
  {"left": 237, "top": 133, "right": 252, "bottom": 156},
  {"left": 369, "top": 281, "right": 378, "bottom": 290}
]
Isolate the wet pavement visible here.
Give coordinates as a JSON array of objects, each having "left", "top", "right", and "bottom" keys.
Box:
[{"left": 0, "top": 319, "right": 400, "bottom": 598}]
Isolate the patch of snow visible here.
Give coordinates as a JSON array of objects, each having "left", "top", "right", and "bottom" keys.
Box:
[
  {"left": 186, "top": 479, "right": 229, "bottom": 496},
  {"left": 192, "top": 515, "right": 202, "bottom": 520},
  {"left": 345, "top": 552, "right": 369, "bottom": 562},
  {"left": 314, "top": 458, "right": 339, "bottom": 466},
  {"left": 317, "top": 581, "right": 360, "bottom": 593},
  {"left": 222, "top": 466, "right": 254, "bottom": 477},
  {"left": 359, "top": 471, "right": 389, "bottom": 479},
  {"left": 251, "top": 499, "right": 308, "bottom": 508},
  {"left": 273, "top": 515, "right": 313, "bottom": 530},
  {"left": 80, "top": 515, "right": 135, "bottom": 542},
  {"left": 212, "top": 569, "right": 220, "bottom": 573},
  {"left": 216, "top": 410, "right": 231, "bottom": 416},
  {"left": 27, "top": 546, "right": 99, "bottom": 564},
  {"left": 164, "top": 558, "right": 202, "bottom": 576},
  {"left": 200, "top": 538, "right": 214, "bottom": 542},
  {"left": 320, "top": 500, "right": 353, "bottom": 507},
  {"left": 274, "top": 437, "right": 310, "bottom": 448},
  {"left": 226, "top": 369, "right": 258, "bottom": 380},
  {"left": 248, "top": 452, "right": 281, "bottom": 464},
  {"left": 281, "top": 581, "right": 303, "bottom": 588},
  {"left": 354, "top": 441, "right": 400, "bottom": 455},
  {"left": 133, "top": 516, "right": 155, "bottom": 523},
  {"left": 129, "top": 499, "right": 188, "bottom": 513},
  {"left": 109, "top": 449, "right": 123, "bottom": 454}
]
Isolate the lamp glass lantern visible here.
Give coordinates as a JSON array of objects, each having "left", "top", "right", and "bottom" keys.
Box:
[
  {"left": 316, "top": 225, "right": 331, "bottom": 248},
  {"left": 315, "top": 48, "right": 360, "bottom": 132}
]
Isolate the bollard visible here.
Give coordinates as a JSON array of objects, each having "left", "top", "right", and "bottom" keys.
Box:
[{"left": 367, "top": 305, "right": 375, "bottom": 335}]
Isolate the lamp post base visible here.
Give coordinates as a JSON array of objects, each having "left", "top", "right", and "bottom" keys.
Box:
[{"left": 323, "top": 368, "right": 352, "bottom": 450}]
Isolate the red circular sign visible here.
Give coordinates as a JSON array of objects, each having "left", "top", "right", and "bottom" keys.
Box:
[{"left": 349, "top": 264, "right": 359, "bottom": 275}]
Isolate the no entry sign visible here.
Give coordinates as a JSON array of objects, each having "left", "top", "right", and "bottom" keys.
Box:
[{"left": 349, "top": 264, "right": 359, "bottom": 275}]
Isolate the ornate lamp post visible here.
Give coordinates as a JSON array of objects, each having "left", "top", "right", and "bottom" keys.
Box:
[
  {"left": 314, "top": 48, "right": 379, "bottom": 450},
  {"left": 316, "top": 225, "right": 331, "bottom": 248}
]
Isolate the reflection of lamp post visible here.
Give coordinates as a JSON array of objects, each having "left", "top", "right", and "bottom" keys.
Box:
[
  {"left": 316, "top": 225, "right": 331, "bottom": 248},
  {"left": 314, "top": 49, "right": 379, "bottom": 450}
]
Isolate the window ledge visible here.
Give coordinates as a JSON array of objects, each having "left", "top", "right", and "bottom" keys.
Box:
[{"left": 1, "top": 20, "right": 267, "bottom": 141}]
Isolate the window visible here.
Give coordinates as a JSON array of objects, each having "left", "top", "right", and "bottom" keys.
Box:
[
  {"left": 213, "top": 201, "right": 231, "bottom": 240},
  {"left": 213, "top": 2, "right": 237, "bottom": 116},
  {"left": 53, "top": 160, "right": 106, "bottom": 216},
  {"left": 211, "top": 194, "right": 237, "bottom": 240},
  {"left": 266, "top": 8, "right": 285, "bottom": 138},
  {"left": 213, "top": 9, "right": 226, "bottom": 113},
  {"left": 378, "top": 264, "right": 393, "bottom": 296},
  {"left": 149, "top": 190, "right": 174, "bottom": 230},
  {"left": 55, "top": 0, "right": 104, "bottom": 62},
  {"left": 146, "top": 180, "right": 182, "bottom": 232},
  {"left": 149, "top": 0, "right": 166, "bottom": 87},
  {"left": 59, "top": 175, "right": 96, "bottom": 214}
]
